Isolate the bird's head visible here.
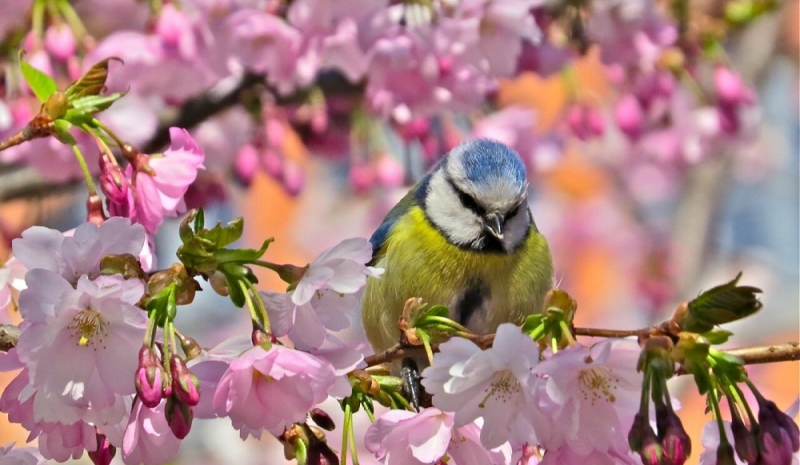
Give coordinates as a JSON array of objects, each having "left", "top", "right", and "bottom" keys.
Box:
[{"left": 420, "top": 139, "right": 533, "bottom": 252}]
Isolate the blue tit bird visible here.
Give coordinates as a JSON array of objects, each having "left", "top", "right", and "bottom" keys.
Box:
[{"left": 362, "top": 139, "right": 554, "bottom": 356}]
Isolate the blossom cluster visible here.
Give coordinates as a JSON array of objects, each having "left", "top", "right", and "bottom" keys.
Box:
[
  {"left": 366, "top": 325, "right": 647, "bottom": 465},
  {"left": 0, "top": 224, "right": 382, "bottom": 464}
]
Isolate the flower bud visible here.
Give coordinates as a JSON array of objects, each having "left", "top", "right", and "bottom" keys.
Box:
[
  {"left": 566, "top": 104, "right": 605, "bottom": 141},
  {"left": 235, "top": 144, "right": 260, "bottom": 186},
  {"left": 349, "top": 163, "right": 375, "bottom": 194},
  {"left": 375, "top": 154, "right": 404, "bottom": 188},
  {"left": 615, "top": 94, "right": 644, "bottom": 140},
  {"left": 282, "top": 160, "right": 305, "bottom": 196},
  {"left": 99, "top": 153, "right": 130, "bottom": 206},
  {"left": 756, "top": 397, "right": 800, "bottom": 465},
  {"left": 730, "top": 414, "right": 759, "bottom": 464},
  {"left": 45, "top": 24, "right": 76, "bottom": 62},
  {"left": 639, "top": 430, "right": 664, "bottom": 465},
  {"left": 309, "top": 408, "right": 336, "bottom": 431},
  {"left": 135, "top": 345, "right": 166, "bottom": 408},
  {"left": 658, "top": 408, "right": 691, "bottom": 465},
  {"left": 263, "top": 149, "right": 284, "bottom": 178},
  {"left": 86, "top": 194, "right": 108, "bottom": 226},
  {"left": 170, "top": 355, "right": 200, "bottom": 407},
  {"left": 165, "top": 396, "right": 193, "bottom": 439},
  {"left": 717, "top": 442, "right": 738, "bottom": 465},
  {"left": 87, "top": 432, "right": 116, "bottom": 465},
  {"left": 714, "top": 67, "right": 747, "bottom": 105},
  {"left": 629, "top": 412, "right": 652, "bottom": 452},
  {"left": 307, "top": 435, "right": 339, "bottom": 465}
]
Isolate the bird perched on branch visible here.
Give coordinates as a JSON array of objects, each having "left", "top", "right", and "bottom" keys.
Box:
[{"left": 362, "top": 139, "right": 554, "bottom": 362}]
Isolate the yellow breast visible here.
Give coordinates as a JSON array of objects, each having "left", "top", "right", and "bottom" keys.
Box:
[{"left": 362, "top": 206, "right": 553, "bottom": 352}]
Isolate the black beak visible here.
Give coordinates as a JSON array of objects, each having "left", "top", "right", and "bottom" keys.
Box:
[{"left": 484, "top": 213, "right": 504, "bottom": 240}]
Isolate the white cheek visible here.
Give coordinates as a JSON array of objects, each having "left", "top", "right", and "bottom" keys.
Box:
[{"left": 425, "top": 172, "right": 483, "bottom": 246}]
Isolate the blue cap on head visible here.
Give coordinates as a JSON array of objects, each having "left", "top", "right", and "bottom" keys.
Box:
[{"left": 449, "top": 139, "right": 527, "bottom": 188}]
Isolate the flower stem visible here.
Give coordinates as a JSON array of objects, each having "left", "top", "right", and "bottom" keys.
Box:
[
  {"left": 31, "top": 0, "right": 46, "bottom": 46},
  {"left": 559, "top": 320, "right": 576, "bottom": 346},
  {"left": 348, "top": 413, "right": 360, "bottom": 465},
  {"left": 70, "top": 144, "right": 97, "bottom": 195},
  {"left": 92, "top": 118, "right": 129, "bottom": 152},
  {"left": 341, "top": 402, "right": 352, "bottom": 465}
]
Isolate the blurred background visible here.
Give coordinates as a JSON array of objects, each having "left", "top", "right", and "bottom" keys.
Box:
[{"left": 0, "top": 0, "right": 798, "bottom": 464}]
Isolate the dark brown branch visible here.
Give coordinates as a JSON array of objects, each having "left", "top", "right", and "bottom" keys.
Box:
[{"left": 142, "top": 72, "right": 266, "bottom": 153}]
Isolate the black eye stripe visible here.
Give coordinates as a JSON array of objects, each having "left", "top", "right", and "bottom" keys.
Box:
[{"left": 445, "top": 176, "right": 486, "bottom": 216}]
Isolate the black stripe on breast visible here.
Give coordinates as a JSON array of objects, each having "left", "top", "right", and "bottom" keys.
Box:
[{"left": 455, "top": 281, "right": 491, "bottom": 330}]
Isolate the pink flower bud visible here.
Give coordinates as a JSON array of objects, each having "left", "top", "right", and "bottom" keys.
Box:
[
  {"left": 135, "top": 345, "right": 166, "bottom": 408},
  {"left": 165, "top": 396, "right": 193, "bottom": 440},
  {"left": 397, "top": 118, "right": 430, "bottom": 141},
  {"left": 349, "top": 163, "right": 374, "bottom": 194},
  {"left": 731, "top": 415, "right": 758, "bottom": 464},
  {"left": 375, "top": 155, "right": 404, "bottom": 188},
  {"left": 282, "top": 160, "right": 305, "bottom": 196},
  {"left": 263, "top": 149, "right": 283, "bottom": 178},
  {"left": 87, "top": 432, "right": 116, "bottom": 465},
  {"left": 714, "top": 67, "right": 746, "bottom": 105},
  {"left": 235, "top": 144, "right": 259, "bottom": 186},
  {"left": 566, "top": 104, "right": 605, "bottom": 141},
  {"left": 99, "top": 153, "right": 129, "bottom": 205},
  {"left": 44, "top": 24, "right": 76, "bottom": 62},
  {"left": 265, "top": 118, "right": 286, "bottom": 145},
  {"left": 615, "top": 94, "right": 644, "bottom": 140},
  {"left": 170, "top": 355, "right": 200, "bottom": 407}
]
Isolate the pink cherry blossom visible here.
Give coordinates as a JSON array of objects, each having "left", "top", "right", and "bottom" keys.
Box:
[
  {"left": 421, "top": 323, "right": 541, "bottom": 449},
  {"left": 11, "top": 218, "right": 146, "bottom": 284},
  {"left": 14, "top": 273, "right": 146, "bottom": 426},
  {"left": 128, "top": 127, "right": 205, "bottom": 234},
  {"left": 187, "top": 335, "right": 253, "bottom": 419},
  {"left": 587, "top": 0, "right": 676, "bottom": 70},
  {"left": 212, "top": 344, "right": 338, "bottom": 437},
  {"left": 122, "top": 399, "right": 181, "bottom": 465},
  {"left": 532, "top": 339, "right": 641, "bottom": 456},
  {"left": 365, "top": 408, "right": 510, "bottom": 465},
  {"left": 262, "top": 237, "right": 382, "bottom": 350},
  {"left": 0, "top": 442, "right": 46, "bottom": 465},
  {"left": 539, "top": 445, "right": 640, "bottom": 465},
  {"left": 225, "top": 9, "right": 304, "bottom": 95}
]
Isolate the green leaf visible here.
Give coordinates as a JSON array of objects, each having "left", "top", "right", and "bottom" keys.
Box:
[
  {"left": 684, "top": 272, "right": 763, "bottom": 332},
  {"left": 65, "top": 57, "right": 121, "bottom": 100},
  {"left": 19, "top": 52, "right": 57, "bottom": 102},
  {"left": 52, "top": 120, "right": 77, "bottom": 145}
]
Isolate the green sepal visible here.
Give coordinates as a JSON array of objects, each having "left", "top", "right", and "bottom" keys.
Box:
[
  {"left": 19, "top": 52, "right": 57, "bottom": 102},
  {"left": 193, "top": 208, "right": 205, "bottom": 234},
  {"left": 521, "top": 314, "right": 544, "bottom": 336},
  {"left": 294, "top": 435, "right": 308, "bottom": 465},
  {"left": 145, "top": 284, "right": 177, "bottom": 327},
  {"left": 702, "top": 328, "right": 734, "bottom": 345},
  {"left": 53, "top": 120, "right": 77, "bottom": 145}
]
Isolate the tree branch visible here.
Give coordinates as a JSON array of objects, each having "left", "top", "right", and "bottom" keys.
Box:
[{"left": 363, "top": 327, "right": 800, "bottom": 368}]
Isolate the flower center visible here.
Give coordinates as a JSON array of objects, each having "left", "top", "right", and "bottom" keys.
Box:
[
  {"left": 479, "top": 370, "right": 521, "bottom": 408},
  {"left": 69, "top": 307, "right": 107, "bottom": 348},
  {"left": 578, "top": 367, "right": 618, "bottom": 404}
]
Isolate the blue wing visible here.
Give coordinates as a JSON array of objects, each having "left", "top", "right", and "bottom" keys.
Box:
[{"left": 368, "top": 176, "right": 431, "bottom": 265}]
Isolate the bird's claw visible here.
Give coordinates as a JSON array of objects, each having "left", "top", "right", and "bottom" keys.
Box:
[{"left": 401, "top": 358, "right": 423, "bottom": 411}]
